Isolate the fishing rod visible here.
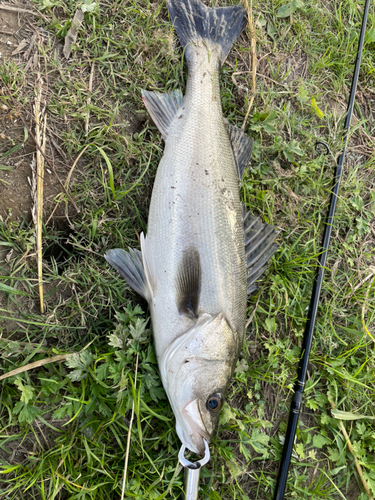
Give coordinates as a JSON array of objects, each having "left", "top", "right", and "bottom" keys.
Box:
[{"left": 273, "top": 1, "right": 371, "bottom": 499}]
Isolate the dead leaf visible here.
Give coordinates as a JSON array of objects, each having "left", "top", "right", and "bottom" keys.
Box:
[
  {"left": 11, "top": 39, "right": 28, "bottom": 56},
  {"left": 63, "top": 9, "right": 84, "bottom": 59}
]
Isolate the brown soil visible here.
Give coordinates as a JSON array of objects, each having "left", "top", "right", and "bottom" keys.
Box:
[
  {"left": 0, "top": 6, "right": 72, "bottom": 223},
  {"left": 0, "top": 1, "right": 143, "bottom": 342}
]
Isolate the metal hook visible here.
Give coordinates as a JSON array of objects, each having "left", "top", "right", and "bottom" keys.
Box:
[{"left": 179, "top": 439, "right": 210, "bottom": 500}]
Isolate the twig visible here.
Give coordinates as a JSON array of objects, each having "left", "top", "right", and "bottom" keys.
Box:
[
  {"left": 0, "top": 339, "right": 96, "bottom": 381},
  {"left": 46, "top": 144, "right": 90, "bottom": 225},
  {"left": 34, "top": 74, "right": 46, "bottom": 313},
  {"left": 0, "top": 355, "right": 68, "bottom": 381},
  {"left": 48, "top": 133, "right": 68, "bottom": 162},
  {"left": 121, "top": 352, "right": 139, "bottom": 500},
  {"left": 35, "top": 419, "right": 49, "bottom": 447},
  {"left": 242, "top": 0, "right": 257, "bottom": 130},
  {"left": 344, "top": 266, "right": 375, "bottom": 299},
  {"left": 66, "top": 145, "right": 89, "bottom": 190},
  {"left": 85, "top": 62, "right": 95, "bottom": 135},
  {"left": 0, "top": 76, "right": 80, "bottom": 213},
  {"left": 231, "top": 51, "right": 271, "bottom": 87},
  {"left": 231, "top": 71, "right": 251, "bottom": 89},
  {"left": 0, "top": 4, "right": 40, "bottom": 15},
  {"left": 330, "top": 400, "right": 374, "bottom": 500},
  {"left": 258, "top": 72, "right": 289, "bottom": 88}
]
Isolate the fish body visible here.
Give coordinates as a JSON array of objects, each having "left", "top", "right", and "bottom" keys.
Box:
[
  {"left": 106, "top": 0, "right": 278, "bottom": 455},
  {"left": 147, "top": 43, "right": 246, "bottom": 343}
]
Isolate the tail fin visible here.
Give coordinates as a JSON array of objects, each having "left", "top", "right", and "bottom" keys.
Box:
[{"left": 167, "top": 0, "right": 247, "bottom": 64}]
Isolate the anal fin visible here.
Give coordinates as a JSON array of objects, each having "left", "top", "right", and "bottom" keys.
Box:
[{"left": 142, "top": 89, "right": 183, "bottom": 140}]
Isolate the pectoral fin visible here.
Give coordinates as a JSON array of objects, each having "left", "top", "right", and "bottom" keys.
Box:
[
  {"left": 175, "top": 247, "right": 201, "bottom": 319},
  {"left": 105, "top": 247, "right": 152, "bottom": 301},
  {"left": 105, "top": 232, "right": 155, "bottom": 301}
]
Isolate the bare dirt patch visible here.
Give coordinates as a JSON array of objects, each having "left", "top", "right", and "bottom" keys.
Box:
[
  {"left": 0, "top": 6, "right": 73, "bottom": 223},
  {"left": 0, "top": 7, "right": 22, "bottom": 54}
]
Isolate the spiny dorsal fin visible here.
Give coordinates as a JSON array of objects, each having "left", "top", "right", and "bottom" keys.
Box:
[
  {"left": 242, "top": 206, "right": 279, "bottom": 295},
  {"left": 142, "top": 90, "right": 183, "bottom": 140},
  {"left": 227, "top": 123, "right": 253, "bottom": 179},
  {"left": 105, "top": 247, "right": 152, "bottom": 301},
  {"left": 175, "top": 247, "right": 201, "bottom": 319}
]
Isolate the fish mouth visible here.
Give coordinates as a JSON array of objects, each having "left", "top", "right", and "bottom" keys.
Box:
[{"left": 176, "top": 399, "right": 210, "bottom": 455}]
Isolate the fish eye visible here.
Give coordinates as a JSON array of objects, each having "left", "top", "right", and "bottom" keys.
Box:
[{"left": 206, "top": 393, "right": 223, "bottom": 413}]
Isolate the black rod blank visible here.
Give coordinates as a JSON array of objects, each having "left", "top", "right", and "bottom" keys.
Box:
[{"left": 273, "top": 1, "right": 371, "bottom": 498}]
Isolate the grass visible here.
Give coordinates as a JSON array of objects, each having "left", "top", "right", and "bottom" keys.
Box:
[{"left": 0, "top": 0, "right": 374, "bottom": 498}]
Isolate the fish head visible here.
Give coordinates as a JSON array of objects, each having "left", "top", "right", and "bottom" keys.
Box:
[{"left": 161, "top": 312, "right": 240, "bottom": 455}]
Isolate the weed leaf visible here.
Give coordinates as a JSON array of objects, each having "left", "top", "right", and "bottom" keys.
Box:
[
  {"left": 276, "top": 0, "right": 303, "bottom": 18},
  {"left": 66, "top": 350, "right": 94, "bottom": 370},
  {"left": 14, "top": 378, "right": 34, "bottom": 404},
  {"left": 331, "top": 409, "right": 375, "bottom": 421},
  {"left": 310, "top": 98, "right": 325, "bottom": 119},
  {"left": 313, "top": 434, "right": 330, "bottom": 449}
]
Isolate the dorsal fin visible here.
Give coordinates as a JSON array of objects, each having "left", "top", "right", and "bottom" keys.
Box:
[
  {"left": 242, "top": 205, "right": 279, "bottom": 295},
  {"left": 175, "top": 247, "right": 201, "bottom": 319},
  {"left": 142, "top": 90, "right": 183, "bottom": 140},
  {"left": 226, "top": 123, "right": 254, "bottom": 178}
]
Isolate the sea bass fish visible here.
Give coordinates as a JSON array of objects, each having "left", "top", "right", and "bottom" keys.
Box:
[{"left": 105, "top": 0, "right": 278, "bottom": 455}]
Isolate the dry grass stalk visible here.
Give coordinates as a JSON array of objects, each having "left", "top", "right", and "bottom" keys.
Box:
[
  {"left": 330, "top": 400, "right": 374, "bottom": 500},
  {"left": 361, "top": 276, "right": 375, "bottom": 342},
  {"left": 245, "top": 294, "right": 260, "bottom": 329},
  {"left": 34, "top": 74, "right": 46, "bottom": 313},
  {"left": 85, "top": 62, "right": 95, "bottom": 135},
  {"left": 242, "top": 0, "right": 257, "bottom": 130},
  {"left": 28, "top": 156, "right": 37, "bottom": 225},
  {"left": 121, "top": 352, "right": 139, "bottom": 500},
  {"left": 0, "top": 355, "right": 68, "bottom": 381},
  {"left": 0, "top": 339, "right": 96, "bottom": 381}
]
